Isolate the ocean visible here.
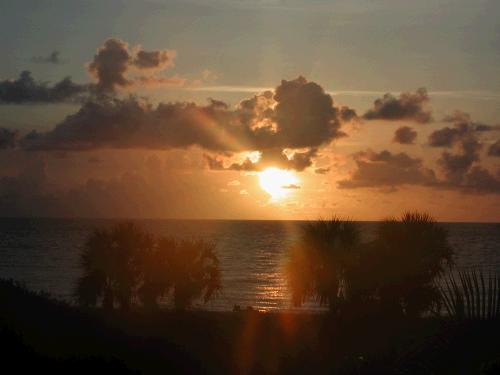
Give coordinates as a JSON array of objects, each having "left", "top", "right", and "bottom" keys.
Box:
[{"left": 0, "top": 218, "right": 499, "bottom": 311}]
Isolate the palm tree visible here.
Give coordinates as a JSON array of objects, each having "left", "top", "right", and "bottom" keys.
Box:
[
  {"left": 286, "top": 218, "right": 360, "bottom": 312},
  {"left": 75, "top": 222, "right": 154, "bottom": 310},
  {"left": 366, "top": 212, "right": 453, "bottom": 317},
  {"left": 154, "top": 237, "right": 222, "bottom": 310},
  {"left": 76, "top": 223, "right": 221, "bottom": 311}
]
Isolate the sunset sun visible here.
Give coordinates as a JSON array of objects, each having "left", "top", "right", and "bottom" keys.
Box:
[{"left": 258, "top": 168, "right": 298, "bottom": 201}]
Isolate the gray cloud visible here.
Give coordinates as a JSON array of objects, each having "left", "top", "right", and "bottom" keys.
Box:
[
  {"left": 204, "top": 147, "right": 318, "bottom": 172},
  {"left": 429, "top": 111, "right": 490, "bottom": 185},
  {"left": 393, "top": 126, "right": 417, "bottom": 144},
  {"left": 461, "top": 166, "right": 500, "bottom": 194},
  {"left": 21, "top": 97, "right": 238, "bottom": 152},
  {"left": 338, "top": 150, "right": 437, "bottom": 189},
  {"left": 31, "top": 51, "right": 62, "bottom": 64},
  {"left": 363, "top": 88, "right": 432, "bottom": 123},
  {"left": 87, "top": 38, "right": 178, "bottom": 92},
  {"left": 20, "top": 77, "right": 355, "bottom": 174},
  {"left": 0, "top": 71, "right": 88, "bottom": 104},
  {"left": 437, "top": 136, "right": 481, "bottom": 184},
  {"left": 132, "top": 50, "right": 175, "bottom": 70},
  {"left": 428, "top": 126, "right": 462, "bottom": 147}
]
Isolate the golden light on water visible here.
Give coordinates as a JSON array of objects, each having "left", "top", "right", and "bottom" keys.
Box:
[{"left": 258, "top": 168, "right": 298, "bottom": 201}]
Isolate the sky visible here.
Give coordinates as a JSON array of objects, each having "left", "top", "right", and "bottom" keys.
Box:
[{"left": 0, "top": 0, "right": 499, "bottom": 221}]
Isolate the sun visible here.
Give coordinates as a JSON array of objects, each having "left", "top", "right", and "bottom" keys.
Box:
[{"left": 258, "top": 168, "right": 298, "bottom": 201}]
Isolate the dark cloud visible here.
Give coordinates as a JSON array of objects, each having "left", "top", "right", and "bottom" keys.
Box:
[
  {"left": 314, "top": 167, "right": 330, "bottom": 175},
  {"left": 20, "top": 77, "right": 355, "bottom": 176},
  {"left": 429, "top": 111, "right": 489, "bottom": 184},
  {"left": 488, "top": 141, "right": 500, "bottom": 157},
  {"left": 31, "top": 51, "right": 62, "bottom": 64},
  {"left": 132, "top": 50, "right": 175, "bottom": 70},
  {"left": 461, "top": 166, "right": 500, "bottom": 194},
  {"left": 21, "top": 97, "right": 239, "bottom": 152},
  {"left": 0, "top": 71, "right": 88, "bottom": 104},
  {"left": 338, "top": 150, "right": 437, "bottom": 189},
  {"left": 340, "top": 124, "right": 500, "bottom": 194},
  {"left": 205, "top": 148, "right": 318, "bottom": 172},
  {"left": 363, "top": 88, "right": 432, "bottom": 123},
  {"left": 441, "top": 110, "right": 498, "bottom": 132},
  {"left": 437, "top": 136, "right": 481, "bottom": 184},
  {"left": 270, "top": 76, "right": 350, "bottom": 149},
  {"left": 393, "top": 126, "right": 417, "bottom": 144},
  {"left": 87, "top": 39, "right": 133, "bottom": 92},
  {"left": 0, "top": 128, "right": 18, "bottom": 149},
  {"left": 87, "top": 38, "right": 178, "bottom": 92},
  {"left": 428, "top": 126, "right": 462, "bottom": 147}
]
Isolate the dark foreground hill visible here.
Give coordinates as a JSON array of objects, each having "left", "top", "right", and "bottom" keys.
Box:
[{"left": 1, "top": 279, "right": 499, "bottom": 374}]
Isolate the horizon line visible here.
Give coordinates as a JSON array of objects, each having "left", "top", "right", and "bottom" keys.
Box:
[{"left": 0, "top": 216, "right": 498, "bottom": 225}]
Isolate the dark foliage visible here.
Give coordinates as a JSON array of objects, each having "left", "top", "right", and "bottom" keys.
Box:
[
  {"left": 286, "top": 218, "right": 360, "bottom": 312},
  {"left": 75, "top": 222, "right": 221, "bottom": 310}
]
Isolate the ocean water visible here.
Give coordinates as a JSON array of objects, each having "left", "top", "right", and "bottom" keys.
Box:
[{"left": 0, "top": 218, "right": 499, "bottom": 311}]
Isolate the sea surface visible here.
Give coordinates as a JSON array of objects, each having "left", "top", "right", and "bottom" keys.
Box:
[{"left": 0, "top": 218, "right": 499, "bottom": 311}]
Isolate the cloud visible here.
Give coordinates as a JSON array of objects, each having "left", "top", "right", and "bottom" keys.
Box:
[
  {"left": 430, "top": 111, "right": 499, "bottom": 147},
  {"left": 205, "top": 147, "right": 318, "bottom": 172},
  {"left": 363, "top": 88, "right": 432, "bottom": 123},
  {"left": 87, "top": 39, "right": 132, "bottom": 92},
  {"left": 461, "top": 166, "right": 500, "bottom": 194},
  {"left": 393, "top": 126, "right": 417, "bottom": 144},
  {"left": 282, "top": 184, "right": 300, "bottom": 189},
  {"left": 0, "top": 128, "right": 18, "bottom": 149},
  {"left": 31, "top": 51, "right": 62, "bottom": 64},
  {"left": 314, "top": 167, "right": 330, "bottom": 174},
  {"left": 338, "top": 149, "right": 437, "bottom": 189},
  {"left": 21, "top": 76, "right": 355, "bottom": 176},
  {"left": 488, "top": 141, "right": 500, "bottom": 157},
  {"left": 428, "top": 126, "right": 462, "bottom": 147},
  {"left": 0, "top": 71, "right": 88, "bottom": 104},
  {"left": 339, "top": 123, "right": 500, "bottom": 194},
  {"left": 429, "top": 111, "right": 489, "bottom": 185},
  {"left": 132, "top": 49, "right": 175, "bottom": 70},
  {"left": 87, "top": 38, "right": 178, "bottom": 92},
  {"left": 437, "top": 137, "right": 481, "bottom": 184},
  {"left": 270, "top": 76, "right": 352, "bottom": 149},
  {"left": 21, "top": 96, "right": 239, "bottom": 151}
]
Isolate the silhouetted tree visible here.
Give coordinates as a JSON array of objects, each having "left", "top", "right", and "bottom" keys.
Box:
[
  {"left": 75, "top": 222, "right": 154, "bottom": 309},
  {"left": 75, "top": 222, "right": 221, "bottom": 310},
  {"left": 353, "top": 212, "right": 453, "bottom": 317},
  {"left": 286, "top": 218, "right": 360, "bottom": 312},
  {"left": 152, "top": 237, "right": 221, "bottom": 310}
]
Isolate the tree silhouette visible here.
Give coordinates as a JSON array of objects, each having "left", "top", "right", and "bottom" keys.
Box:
[
  {"left": 154, "top": 237, "right": 221, "bottom": 310},
  {"left": 75, "top": 222, "right": 221, "bottom": 310},
  {"left": 353, "top": 212, "right": 454, "bottom": 317},
  {"left": 286, "top": 218, "right": 360, "bottom": 312},
  {"left": 75, "top": 223, "right": 154, "bottom": 309}
]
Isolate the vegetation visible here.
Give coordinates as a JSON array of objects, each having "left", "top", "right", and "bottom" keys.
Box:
[
  {"left": 2, "top": 212, "right": 500, "bottom": 372},
  {"left": 2, "top": 278, "right": 500, "bottom": 374},
  {"left": 286, "top": 218, "right": 359, "bottom": 312},
  {"left": 287, "top": 212, "right": 454, "bottom": 317},
  {"left": 438, "top": 269, "right": 500, "bottom": 320},
  {"left": 76, "top": 222, "right": 221, "bottom": 310}
]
